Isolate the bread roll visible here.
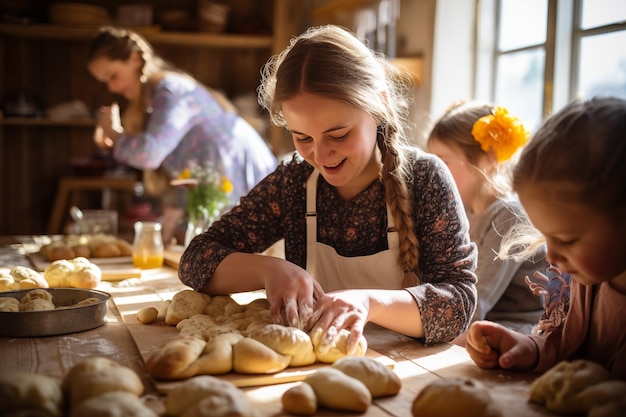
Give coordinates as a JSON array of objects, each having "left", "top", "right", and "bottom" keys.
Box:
[
  {"left": 529, "top": 360, "right": 621, "bottom": 415},
  {"left": 0, "top": 297, "right": 20, "bottom": 312},
  {"left": 282, "top": 382, "right": 317, "bottom": 415},
  {"left": 114, "top": 238, "right": 133, "bottom": 256},
  {"left": 333, "top": 356, "right": 401, "bottom": 397},
  {"left": 186, "top": 332, "right": 243, "bottom": 375},
  {"left": 0, "top": 269, "right": 19, "bottom": 291},
  {"left": 310, "top": 327, "right": 367, "bottom": 363},
  {"left": 46, "top": 243, "right": 75, "bottom": 261},
  {"left": 247, "top": 324, "right": 317, "bottom": 367},
  {"left": 10, "top": 266, "right": 48, "bottom": 289},
  {"left": 305, "top": 367, "right": 371, "bottom": 412},
  {"left": 166, "top": 290, "right": 212, "bottom": 326},
  {"left": 71, "top": 244, "right": 91, "bottom": 258},
  {"left": 43, "top": 260, "right": 75, "bottom": 287},
  {"left": 62, "top": 357, "right": 144, "bottom": 408},
  {"left": 0, "top": 372, "right": 64, "bottom": 416},
  {"left": 69, "top": 391, "right": 158, "bottom": 417},
  {"left": 20, "top": 298, "right": 55, "bottom": 311},
  {"left": 91, "top": 242, "right": 121, "bottom": 258},
  {"left": 411, "top": 378, "right": 501, "bottom": 417},
  {"left": 137, "top": 307, "right": 159, "bottom": 324},
  {"left": 165, "top": 375, "right": 256, "bottom": 417},
  {"left": 145, "top": 336, "right": 206, "bottom": 380},
  {"left": 68, "top": 257, "right": 101, "bottom": 289},
  {"left": 232, "top": 337, "right": 291, "bottom": 374}
]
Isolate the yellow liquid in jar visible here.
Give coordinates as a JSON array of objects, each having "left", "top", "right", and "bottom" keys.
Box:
[{"left": 133, "top": 253, "right": 164, "bottom": 269}]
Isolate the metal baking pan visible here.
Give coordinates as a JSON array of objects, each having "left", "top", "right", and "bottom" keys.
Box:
[{"left": 0, "top": 288, "right": 111, "bottom": 337}]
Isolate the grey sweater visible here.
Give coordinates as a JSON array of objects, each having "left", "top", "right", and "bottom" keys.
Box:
[{"left": 470, "top": 197, "right": 548, "bottom": 334}]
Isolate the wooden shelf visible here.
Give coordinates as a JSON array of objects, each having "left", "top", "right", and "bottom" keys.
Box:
[
  {"left": 0, "top": 117, "right": 96, "bottom": 127},
  {"left": 0, "top": 23, "right": 273, "bottom": 49}
]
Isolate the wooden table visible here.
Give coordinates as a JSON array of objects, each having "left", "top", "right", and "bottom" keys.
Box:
[{"left": 0, "top": 237, "right": 560, "bottom": 417}]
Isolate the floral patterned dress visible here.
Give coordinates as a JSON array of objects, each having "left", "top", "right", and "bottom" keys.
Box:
[{"left": 180, "top": 149, "right": 478, "bottom": 345}]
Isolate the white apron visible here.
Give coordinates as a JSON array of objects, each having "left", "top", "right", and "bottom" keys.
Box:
[{"left": 305, "top": 170, "right": 405, "bottom": 292}]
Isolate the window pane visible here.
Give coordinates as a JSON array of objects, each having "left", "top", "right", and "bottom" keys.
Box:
[
  {"left": 581, "top": 0, "right": 626, "bottom": 29},
  {"left": 498, "top": 0, "right": 548, "bottom": 51},
  {"left": 578, "top": 31, "right": 626, "bottom": 100},
  {"left": 495, "top": 49, "right": 545, "bottom": 131}
]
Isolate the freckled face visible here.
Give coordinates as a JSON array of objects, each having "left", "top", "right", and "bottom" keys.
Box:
[
  {"left": 88, "top": 52, "right": 142, "bottom": 101},
  {"left": 282, "top": 92, "right": 381, "bottom": 201},
  {"left": 517, "top": 181, "right": 626, "bottom": 289}
]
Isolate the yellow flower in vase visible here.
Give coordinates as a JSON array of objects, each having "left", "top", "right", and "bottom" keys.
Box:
[{"left": 171, "top": 161, "right": 232, "bottom": 246}]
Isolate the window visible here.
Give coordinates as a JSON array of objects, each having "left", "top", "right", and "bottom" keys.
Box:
[{"left": 476, "top": 0, "right": 626, "bottom": 131}]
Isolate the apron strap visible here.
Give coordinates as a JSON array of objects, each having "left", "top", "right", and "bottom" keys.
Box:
[
  {"left": 305, "top": 169, "right": 398, "bottom": 249},
  {"left": 306, "top": 170, "right": 319, "bottom": 243}
]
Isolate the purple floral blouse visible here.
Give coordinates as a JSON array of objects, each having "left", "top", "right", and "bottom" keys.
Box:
[
  {"left": 112, "top": 73, "right": 277, "bottom": 203},
  {"left": 179, "top": 149, "right": 478, "bottom": 344}
]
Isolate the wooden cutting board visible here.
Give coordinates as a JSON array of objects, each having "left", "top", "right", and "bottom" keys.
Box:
[{"left": 110, "top": 284, "right": 395, "bottom": 391}]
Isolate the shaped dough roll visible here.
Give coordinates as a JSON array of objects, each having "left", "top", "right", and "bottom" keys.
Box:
[
  {"left": 166, "top": 290, "right": 212, "bottom": 325},
  {"left": 248, "top": 324, "right": 317, "bottom": 367}
]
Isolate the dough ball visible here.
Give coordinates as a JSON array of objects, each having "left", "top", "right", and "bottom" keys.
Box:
[
  {"left": 0, "top": 371, "right": 64, "bottom": 416},
  {"left": 137, "top": 307, "right": 159, "bottom": 324},
  {"left": 75, "top": 297, "right": 101, "bottom": 306},
  {"left": 282, "top": 382, "right": 317, "bottom": 415},
  {"left": 305, "top": 367, "right": 371, "bottom": 412},
  {"left": 10, "top": 266, "right": 48, "bottom": 289},
  {"left": 332, "top": 356, "right": 402, "bottom": 397},
  {"left": 165, "top": 375, "right": 255, "bottom": 417},
  {"left": 21, "top": 298, "right": 55, "bottom": 311},
  {"left": 69, "top": 391, "right": 158, "bottom": 417},
  {"left": 20, "top": 289, "right": 53, "bottom": 303},
  {"left": 165, "top": 290, "right": 211, "bottom": 326},
  {"left": 0, "top": 297, "right": 20, "bottom": 312},
  {"left": 44, "top": 260, "right": 75, "bottom": 288},
  {"left": 529, "top": 359, "right": 610, "bottom": 414},
  {"left": 62, "top": 357, "right": 144, "bottom": 408},
  {"left": 411, "top": 378, "right": 502, "bottom": 417}
]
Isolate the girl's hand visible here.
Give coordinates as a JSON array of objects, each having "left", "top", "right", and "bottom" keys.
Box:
[
  {"left": 264, "top": 263, "right": 325, "bottom": 330},
  {"left": 309, "top": 289, "right": 370, "bottom": 356},
  {"left": 466, "top": 320, "right": 539, "bottom": 371},
  {"left": 94, "top": 103, "right": 122, "bottom": 148}
]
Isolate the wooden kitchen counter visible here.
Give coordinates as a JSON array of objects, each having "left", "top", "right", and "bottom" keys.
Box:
[{"left": 0, "top": 239, "right": 560, "bottom": 416}]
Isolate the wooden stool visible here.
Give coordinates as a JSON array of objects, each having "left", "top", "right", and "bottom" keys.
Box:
[{"left": 47, "top": 175, "right": 138, "bottom": 235}]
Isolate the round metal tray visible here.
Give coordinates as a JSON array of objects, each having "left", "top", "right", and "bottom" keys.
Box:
[{"left": 0, "top": 288, "right": 111, "bottom": 337}]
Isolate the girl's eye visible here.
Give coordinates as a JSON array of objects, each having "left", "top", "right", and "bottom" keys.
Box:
[
  {"left": 556, "top": 237, "right": 576, "bottom": 246},
  {"left": 294, "top": 135, "right": 311, "bottom": 143},
  {"left": 330, "top": 132, "right": 349, "bottom": 140}
]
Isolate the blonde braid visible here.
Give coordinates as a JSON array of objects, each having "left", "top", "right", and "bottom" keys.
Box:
[{"left": 378, "top": 128, "right": 420, "bottom": 287}]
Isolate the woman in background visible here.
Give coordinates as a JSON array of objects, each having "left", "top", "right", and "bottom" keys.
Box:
[
  {"left": 427, "top": 102, "right": 547, "bottom": 345},
  {"left": 87, "top": 26, "right": 277, "bottom": 242}
]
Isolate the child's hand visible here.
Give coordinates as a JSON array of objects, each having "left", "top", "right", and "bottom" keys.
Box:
[{"left": 466, "top": 320, "right": 538, "bottom": 371}]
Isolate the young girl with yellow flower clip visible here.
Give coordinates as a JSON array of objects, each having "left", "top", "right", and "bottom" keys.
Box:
[{"left": 427, "top": 101, "right": 548, "bottom": 346}]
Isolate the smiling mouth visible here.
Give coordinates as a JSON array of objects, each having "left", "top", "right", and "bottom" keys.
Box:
[{"left": 324, "top": 159, "right": 346, "bottom": 170}]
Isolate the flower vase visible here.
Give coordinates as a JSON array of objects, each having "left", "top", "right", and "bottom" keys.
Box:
[{"left": 184, "top": 215, "right": 212, "bottom": 247}]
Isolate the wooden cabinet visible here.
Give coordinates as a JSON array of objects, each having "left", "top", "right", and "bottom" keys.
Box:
[{"left": 0, "top": 0, "right": 303, "bottom": 235}]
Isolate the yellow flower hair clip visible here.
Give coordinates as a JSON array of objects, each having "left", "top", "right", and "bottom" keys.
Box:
[{"left": 471, "top": 106, "right": 529, "bottom": 162}]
